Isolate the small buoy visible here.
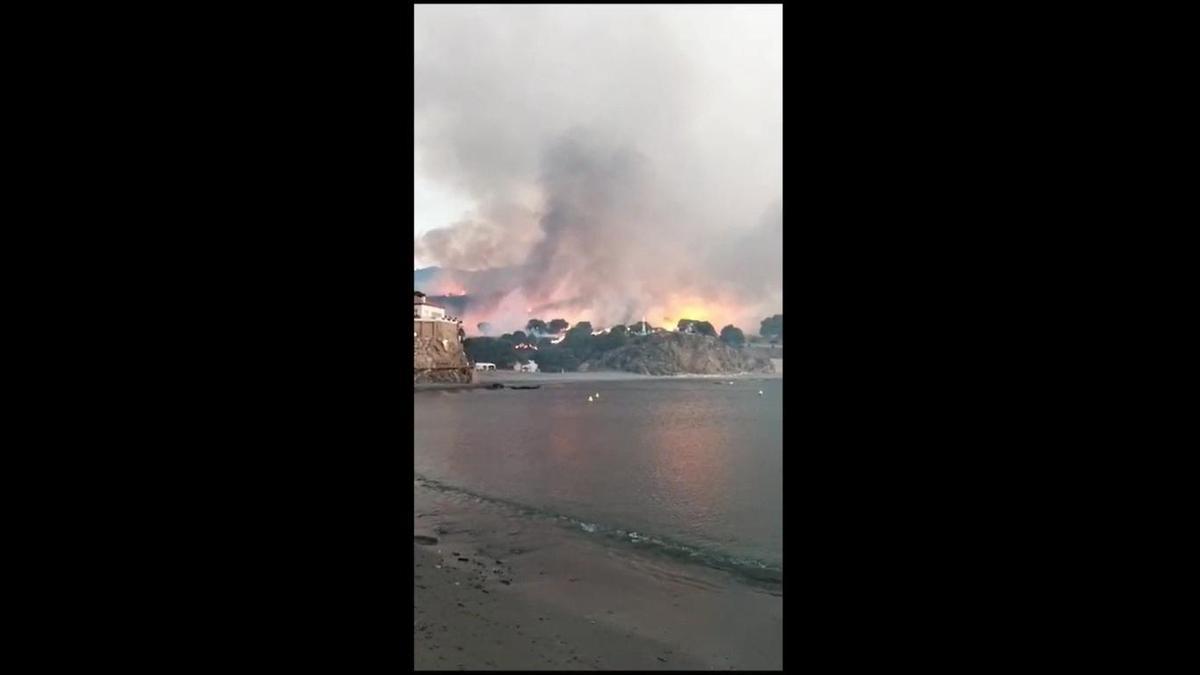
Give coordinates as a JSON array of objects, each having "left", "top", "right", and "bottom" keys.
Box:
[
  {"left": 758, "top": 390, "right": 764, "bottom": 396},
  {"left": 588, "top": 395, "right": 594, "bottom": 402},
  {"left": 595, "top": 392, "right": 600, "bottom": 399}
]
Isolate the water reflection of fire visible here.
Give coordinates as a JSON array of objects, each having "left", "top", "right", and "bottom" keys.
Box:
[{"left": 643, "top": 394, "right": 734, "bottom": 517}]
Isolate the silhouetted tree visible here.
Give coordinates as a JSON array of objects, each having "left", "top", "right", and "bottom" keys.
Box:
[
  {"left": 562, "top": 322, "right": 594, "bottom": 354},
  {"left": 548, "top": 318, "right": 569, "bottom": 334},
  {"left": 526, "top": 319, "right": 547, "bottom": 334},
  {"left": 463, "top": 337, "right": 518, "bottom": 369},
  {"left": 760, "top": 314, "right": 783, "bottom": 340},
  {"left": 531, "top": 348, "right": 580, "bottom": 372},
  {"left": 694, "top": 321, "right": 717, "bottom": 338},
  {"left": 720, "top": 325, "right": 746, "bottom": 347}
]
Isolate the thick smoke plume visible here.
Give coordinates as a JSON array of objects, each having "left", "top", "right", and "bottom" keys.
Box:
[{"left": 414, "top": 5, "right": 782, "bottom": 333}]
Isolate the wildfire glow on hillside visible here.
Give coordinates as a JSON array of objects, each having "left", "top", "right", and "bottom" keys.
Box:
[{"left": 418, "top": 279, "right": 764, "bottom": 337}]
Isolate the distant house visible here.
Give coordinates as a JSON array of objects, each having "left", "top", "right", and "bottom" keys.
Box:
[
  {"left": 414, "top": 290, "right": 446, "bottom": 320},
  {"left": 518, "top": 361, "right": 538, "bottom": 373},
  {"left": 474, "top": 362, "right": 496, "bottom": 371}
]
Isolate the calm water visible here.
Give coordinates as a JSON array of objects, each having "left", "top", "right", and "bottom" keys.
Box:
[{"left": 414, "top": 378, "right": 783, "bottom": 581}]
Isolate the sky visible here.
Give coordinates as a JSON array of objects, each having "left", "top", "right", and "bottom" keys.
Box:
[{"left": 414, "top": 4, "right": 782, "bottom": 332}]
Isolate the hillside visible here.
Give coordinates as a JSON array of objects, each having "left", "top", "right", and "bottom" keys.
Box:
[{"left": 581, "top": 332, "right": 774, "bottom": 376}]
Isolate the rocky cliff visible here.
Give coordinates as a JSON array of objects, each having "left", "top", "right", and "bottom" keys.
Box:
[
  {"left": 414, "top": 320, "right": 474, "bottom": 384},
  {"left": 581, "top": 332, "right": 774, "bottom": 376}
]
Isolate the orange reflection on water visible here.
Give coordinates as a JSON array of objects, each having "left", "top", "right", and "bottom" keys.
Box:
[{"left": 641, "top": 391, "right": 736, "bottom": 518}]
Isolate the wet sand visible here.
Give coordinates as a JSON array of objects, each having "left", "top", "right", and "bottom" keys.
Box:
[{"left": 414, "top": 506, "right": 782, "bottom": 670}]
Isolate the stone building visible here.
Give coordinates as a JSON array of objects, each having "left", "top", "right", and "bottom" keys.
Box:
[{"left": 414, "top": 290, "right": 473, "bottom": 384}]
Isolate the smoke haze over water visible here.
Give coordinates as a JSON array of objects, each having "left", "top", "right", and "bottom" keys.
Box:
[{"left": 414, "top": 5, "right": 782, "bottom": 333}]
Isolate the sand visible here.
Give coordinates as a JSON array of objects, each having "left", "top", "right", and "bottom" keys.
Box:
[{"left": 414, "top": 518, "right": 782, "bottom": 670}]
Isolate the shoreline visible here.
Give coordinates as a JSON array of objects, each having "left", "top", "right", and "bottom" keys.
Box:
[
  {"left": 415, "top": 368, "right": 782, "bottom": 390},
  {"left": 483, "top": 367, "right": 783, "bottom": 382},
  {"left": 414, "top": 485, "right": 782, "bottom": 670}
]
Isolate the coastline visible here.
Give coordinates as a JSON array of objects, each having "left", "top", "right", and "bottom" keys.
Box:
[
  {"left": 414, "top": 367, "right": 782, "bottom": 392},
  {"left": 414, "top": 486, "right": 783, "bottom": 670}
]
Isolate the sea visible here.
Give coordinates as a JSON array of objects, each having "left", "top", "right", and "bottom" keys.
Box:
[{"left": 414, "top": 376, "right": 783, "bottom": 587}]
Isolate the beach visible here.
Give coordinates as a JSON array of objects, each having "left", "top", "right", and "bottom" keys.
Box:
[
  {"left": 415, "top": 377, "right": 783, "bottom": 670},
  {"left": 414, "top": 500, "right": 782, "bottom": 670}
]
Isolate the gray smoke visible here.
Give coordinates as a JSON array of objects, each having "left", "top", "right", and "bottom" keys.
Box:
[
  {"left": 414, "top": 5, "right": 782, "bottom": 332},
  {"left": 414, "top": 200, "right": 542, "bottom": 271}
]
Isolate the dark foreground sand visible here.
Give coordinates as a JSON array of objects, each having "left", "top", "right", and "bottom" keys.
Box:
[{"left": 414, "top": 518, "right": 782, "bottom": 670}]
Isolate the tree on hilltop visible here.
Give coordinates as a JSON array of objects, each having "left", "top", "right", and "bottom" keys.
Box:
[
  {"left": 760, "top": 314, "right": 783, "bottom": 341},
  {"left": 720, "top": 325, "right": 746, "bottom": 347},
  {"left": 562, "top": 321, "right": 594, "bottom": 351}
]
